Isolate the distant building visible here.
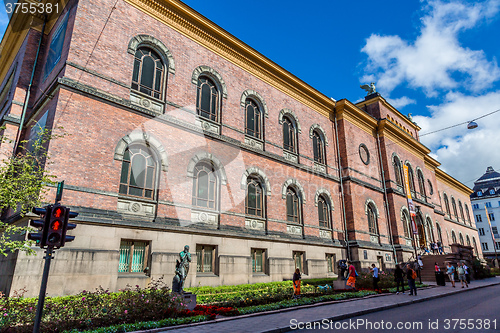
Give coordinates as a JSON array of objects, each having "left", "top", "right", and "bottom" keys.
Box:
[
  {"left": 470, "top": 166, "right": 500, "bottom": 259},
  {"left": 0, "top": 0, "right": 479, "bottom": 296}
]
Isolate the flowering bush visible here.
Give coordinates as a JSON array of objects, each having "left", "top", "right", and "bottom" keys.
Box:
[
  {"left": 186, "top": 281, "right": 317, "bottom": 307},
  {"left": 0, "top": 278, "right": 186, "bottom": 332}
]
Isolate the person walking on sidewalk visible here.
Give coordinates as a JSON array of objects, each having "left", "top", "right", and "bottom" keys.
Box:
[
  {"left": 464, "top": 262, "right": 471, "bottom": 284},
  {"left": 406, "top": 263, "right": 417, "bottom": 296},
  {"left": 370, "top": 264, "right": 380, "bottom": 291},
  {"left": 446, "top": 262, "right": 456, "bottom": 288},
  {"left": 346, "top": 261, "right": 357, "bottom": 290},
  {"left": 292, "top": 268, "right": 301, "bottom": 298},
  {"left": 394, "top": 264, "right": 405, "bottom": 294},
  {"left": 458, "top": 262, "right": 469, "bottom": 288}
]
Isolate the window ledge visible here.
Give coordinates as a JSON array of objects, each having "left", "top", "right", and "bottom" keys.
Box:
[
  {"left": 130, "top": 91, "right": 165, "bottom": 114},
  {"left": 196, "top": 273, "right": 218, "bottom": 277},
  {"left": 252, "top": 273, "right": 267, "bottom": 277},
  {"left": 118, "top": 273, "right": 149, "bottom": 278},
  {"left": 117, "top": 197, "right": 156, "bottom": 216}
]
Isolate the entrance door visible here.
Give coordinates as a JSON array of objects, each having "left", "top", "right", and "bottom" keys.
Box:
[{"left": 377, "top": 256, "right": 384, "bottom": 271}]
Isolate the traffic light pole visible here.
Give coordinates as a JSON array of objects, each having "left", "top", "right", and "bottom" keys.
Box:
[{"left": 33, "top": 246, "right": 54, "bottom": 333}]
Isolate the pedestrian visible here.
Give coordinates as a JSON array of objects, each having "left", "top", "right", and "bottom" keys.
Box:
[
  {"left": 446, "top": 262, "right": 456, "bottom": 288},
  {"left": 458, "top": 263, "right": 468, "bottom": 288},
  {"left": 464, "top": 262, "right": 471, "bottom": 284},
  {"left": 417, "top": 254, "right": 423, "bottom": 268},
  {"left": 435, "top": 262, "right": 440, "bottom": 272},
  {"left": 437, "top": 241, "right": 444, "bottom": 254},
  {"left": 406, "top": 263, "right": 417, "bottom": 296},
  {"left": 292, "top": 268, "right": 301, "bottom": 298},
  {"left": 394, "top": 264, "right": 405, "bottom": 294},
  {"left": 431, "top": 242, "right": 438, "bottom": 254},
  {"left": 370, "top": 263, "right": 379, "bottom": 291},
  {"left": 346, "top": 261, "right": 357, "bottom": 290}
]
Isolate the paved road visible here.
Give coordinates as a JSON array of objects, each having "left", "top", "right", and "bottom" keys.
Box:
[
  {"left": 297, "top": 284, "right": 500, "bottom": 333},
  {"left": 147, "top": 278, "right": 500, "bottom": 333}
]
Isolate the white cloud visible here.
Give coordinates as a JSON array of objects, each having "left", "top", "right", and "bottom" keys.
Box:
[
  {"left": 361, "top": 0, "right": 500, "bottom": 96},
  {"left": 414, "top": 91, "right": 500, "bottom": 185},
  {"left": 387, "top": 96, "right": 417, "bottom": 109}
]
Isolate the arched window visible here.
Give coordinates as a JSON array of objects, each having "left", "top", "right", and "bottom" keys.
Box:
[
  {"left": 119, "top": 145, "right": 158, "bottom": 199},
  {"left": 192, "top": 163, "right": 218, "bottom": 209},
  {"left": 459, "top": 233, "right": 464, "bottom": 245},
  {"left": 393, "top": 156, "right": 403, "bottom": 187},
  {"left": 196, "top": 76, "right": 220, "bottom": 122},
  {"left": 436, "top": 223, "right": 443, "bottom": 244},
  {"left": 417, "top": 170, "right": 426, "bottom": 199},
  {"left": 312, "top": 130, "right": 326, "bottom": 164},
  {"left": 245, "top": 98, "right": 262, "bottom": 139},
  {"left": 451, "top": 197, "right": 458, "bottom": 220},
  {"left": 472, "top": 237, "right": 478, "bottom": 256},
  {"left": 401, "top": 209, "right": 410, "bottom": 238},
  {"left": 367, "top": 204, "right": 378, "bottom": 234},
  {"left": 286, "top": 187, "right": 301, "bottom": 223},
  {"left": 443, "top": 194, "right": 451, "bottom": 217},
  {"left": 426, "top": 217, "right": 435, "bottom": 242},
  {"left": 451, "top": 230, "right": 457, "bottom": 244},
  {"left": 318, "top": 195, "right": 330, "bottom": 228},
  {"left": 283, "top": 116, "right": 297, "bottom": 153},
  {"left": 465, "top": 204, "right": 471, "bottom": 225},
  {"left": 466, "top": 235, "right": 471, "bottom": 247},
  {"left": 131, "top": 47, "right": 165, "bottom": 99},
  {"left": 246, "top": 177, "right": 263, "bottom": 217},
  {"left": 458, "top": 201, "right": 465, "bottom": 222}
]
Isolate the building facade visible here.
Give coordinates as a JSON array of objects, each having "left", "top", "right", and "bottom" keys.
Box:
[
  {"left": 470, "top": 167, "right": 500, "bottom": 259},
  {"left": 0, "top": 0, "right": 480, "bottom": 296}
]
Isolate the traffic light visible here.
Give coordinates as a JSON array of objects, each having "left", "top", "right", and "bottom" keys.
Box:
[
  {"left": 61, "top": 209, "right": 78, "bottom": 247},
  {"left": 46, "top": 204, "right": 65, "bottom": 248},
  {"left": 28, "top": 206, "right": 50, "bottom": 248}
]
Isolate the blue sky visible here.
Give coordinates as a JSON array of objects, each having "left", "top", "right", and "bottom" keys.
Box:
[{"left": 1, "top": 0, "right": 500, "bottom": 187}]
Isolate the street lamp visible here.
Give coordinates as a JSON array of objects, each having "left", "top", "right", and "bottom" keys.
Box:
[{"left": 467, "top": 121, "right": 478, "bottom": 130}]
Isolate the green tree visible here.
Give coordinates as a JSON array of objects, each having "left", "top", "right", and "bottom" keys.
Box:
[{"left": 0, "top": 128, "right": 58, "bottom": 256}]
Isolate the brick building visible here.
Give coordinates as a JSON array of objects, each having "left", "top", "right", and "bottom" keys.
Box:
[{"left": 0, "top": 0, "right": 480, "bottom": 296}]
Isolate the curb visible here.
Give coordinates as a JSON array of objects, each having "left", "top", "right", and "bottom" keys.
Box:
[
  {"left": 131, "top": 280, "right": 500, "bottom": 333},
  {"left": 261, "top": 281, "right": 500, "bottom": 333}
]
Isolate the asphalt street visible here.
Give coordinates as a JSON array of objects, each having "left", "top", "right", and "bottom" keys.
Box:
[{"left": 296, "top": 284, "right": 500, "bottom": 333}]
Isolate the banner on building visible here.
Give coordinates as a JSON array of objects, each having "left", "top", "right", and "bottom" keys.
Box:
[
  {"left": 403, "top": 164, "right": 418, "bottom": 234},
  {"left": 484, "top": 206, "right": 497, "bottom": 242}
]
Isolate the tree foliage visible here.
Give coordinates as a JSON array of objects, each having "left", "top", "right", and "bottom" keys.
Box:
[{"left": 0, "top": 128, "right": 59, "bottom": 256}]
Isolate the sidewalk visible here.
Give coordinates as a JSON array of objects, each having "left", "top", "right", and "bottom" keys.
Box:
[{"left": 137, "top": 277, "right": 500, "bottom": 333}]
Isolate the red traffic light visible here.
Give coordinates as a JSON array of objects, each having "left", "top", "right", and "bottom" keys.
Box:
[
  {"left": 50, "top": 220, "right": 61, "bottom": 231},
  {"left": 53, "top": 207, "right": 64, "bottom": 218}
]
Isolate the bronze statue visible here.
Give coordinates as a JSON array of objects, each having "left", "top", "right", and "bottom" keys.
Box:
[
  {"left": 360, "top": 82, "right": 377, "bottom": 95},
  {"left": 172, "top": 245, "right": 191, "bottom": 293}
]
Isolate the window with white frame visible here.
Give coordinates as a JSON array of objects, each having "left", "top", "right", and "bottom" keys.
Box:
[
  {"left": 326, "top": 253, "right": 335, "bottom": 273},
  {"left": 482, "top": 242, "right": 489, "bottom": 251},
  {"left": 196, "top": 244, "right": 216, "bottom": 274},
  {"left": 251, "top": 248, "right": 266, "bottom": 273},
  {"left": 119, "top": 240, "right": 149, "bottom": 273}
]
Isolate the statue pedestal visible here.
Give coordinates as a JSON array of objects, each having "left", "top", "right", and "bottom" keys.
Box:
[
  {"left": 182, "top": 292, "right": 197, "bottom": 311},
  {"left": 333, "top": 279, "right": 347, "bottom": 289}
]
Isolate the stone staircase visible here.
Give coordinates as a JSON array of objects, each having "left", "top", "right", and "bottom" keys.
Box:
[{"left": 418, "top": 244, "right": 475, "bottom": 282}]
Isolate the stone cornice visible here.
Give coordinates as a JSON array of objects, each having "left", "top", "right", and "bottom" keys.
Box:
[
  {"left": 335, "top": 99, "right": 378, "bottom": 135},
  {"left": 123, "top": 0, "right": 334, "bottom": 118},
  {"left": 356, "top": 95, "right": 421, "bottom": 131},
  {"left": 377, "top": 119, "right": 430, "bottom": 160},
  {"left": 435, "top": 168, "right": 472, "bottom": 196}
]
